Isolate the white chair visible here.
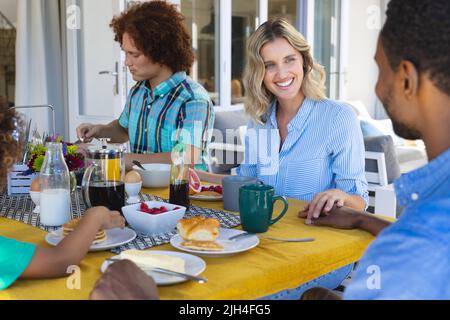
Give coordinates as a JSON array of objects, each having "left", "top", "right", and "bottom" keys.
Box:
[{"left": 365, "top": 151, "right": 397, "bottom": 218}]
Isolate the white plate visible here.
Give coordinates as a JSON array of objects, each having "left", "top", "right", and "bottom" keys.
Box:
[
  {"left": 170, "top": 228, "right": 259, "bottom": 258},
  {"left": 189, "top": 186, "right": 223, "bottom": 201},
  {"left": 45, "top": 227, "right": 137, "bottom": 252},
  {"left": 100, "top": 251, "right": 206, "bottom": 286},
  {"left": 189, "top": 194, "right": 223, "bottom": 201}
]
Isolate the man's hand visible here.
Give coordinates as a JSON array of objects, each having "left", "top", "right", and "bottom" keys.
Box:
[
  {"left": 76, "top": 123, "right": 102, "bottom": 143},
  {"left": 90, "top": 260, "right": 159, "bottom": 300},
  {"left": 298, "top": 205, "right": 361, "bottom": 229},
  {"left": 299, "top": 205, "right": 391, "bottom": 236},
  {"left": 301, "top": 287, "right": 342, "bottom": 300}
]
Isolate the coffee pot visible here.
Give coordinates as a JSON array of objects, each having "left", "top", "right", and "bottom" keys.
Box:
[{"left": 81, "top": 139, "right": 126, "bottom": 212}]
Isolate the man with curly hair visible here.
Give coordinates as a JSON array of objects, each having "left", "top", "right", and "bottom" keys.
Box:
[
  {"left": 300, "top": 0, "right": 450, "bottom": 299},
  {"left": 76, "top": 1, "right": 214, "bottom": 169}
]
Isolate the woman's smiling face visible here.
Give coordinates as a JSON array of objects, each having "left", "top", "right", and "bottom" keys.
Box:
[{"left": 261, "top": 37, "right": 305, "bottom": 102}]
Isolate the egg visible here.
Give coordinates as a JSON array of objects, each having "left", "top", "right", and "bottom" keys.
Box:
[
  {"left": 30, "top": 177, "right": 41, "bottom": 192},
  {"left": 124, "top": 170, "right": 142, "bottom": 184}
]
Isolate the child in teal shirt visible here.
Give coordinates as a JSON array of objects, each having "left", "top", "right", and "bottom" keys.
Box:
[
  {"left": 0, "top": 207, "right": 124, "bottom": 290},
  {"left": 0, "top": 97, "right": 125, "bottom": 290},
  {"left": 0, "top": 237, "right": 36, "bottom": 289}
]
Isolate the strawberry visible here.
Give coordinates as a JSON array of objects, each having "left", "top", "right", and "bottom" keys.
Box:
[
  {"left": 159, "top": 206, "right": 168, "bottom": 213},
  {"left": 140, "top": 204, "right": 175, "bottom": 215}
]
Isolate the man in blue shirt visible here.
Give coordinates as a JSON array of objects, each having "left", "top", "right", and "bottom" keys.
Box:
[
  {"left": 300, "top": 0, "right": 450, "bottom": 299},
  {"left": 89, "top": 0, "right": 450, "bottom": 300}
]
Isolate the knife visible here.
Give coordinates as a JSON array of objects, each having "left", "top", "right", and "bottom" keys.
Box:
[{"left": 106, "top": 258, "right": 207, "bottom": 283}]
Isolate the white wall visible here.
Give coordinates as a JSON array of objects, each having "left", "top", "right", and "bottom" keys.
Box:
[
  {"left": 345, "top": 0, "right": 385, "bottom": 118},
  {"left": 0, "top": 0, "right": 18, "bottom": 26}
]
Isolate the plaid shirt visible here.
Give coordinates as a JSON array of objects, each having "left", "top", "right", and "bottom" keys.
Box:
[{"left": 119, "top": 72, "right": 214, "bottom": 165}]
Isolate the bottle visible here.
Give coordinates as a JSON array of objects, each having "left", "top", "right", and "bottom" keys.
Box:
[
  {"left": 169, "top": 143, "right": 190, "bottom": 208},
  {"left": 39, "top": 142, "right": 72, "bottom": 226}
]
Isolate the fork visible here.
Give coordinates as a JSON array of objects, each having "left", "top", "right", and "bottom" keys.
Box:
[
  {"left": 106, "top": 258, "right": 207, "bottom": 283},
  {"left": 229, "top": 232, "right": 315, "bottom": 243}
]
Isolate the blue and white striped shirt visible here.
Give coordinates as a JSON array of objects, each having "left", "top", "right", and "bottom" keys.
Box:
[{"left": 237, "top": 98, "right": 369, "bottom": 205}]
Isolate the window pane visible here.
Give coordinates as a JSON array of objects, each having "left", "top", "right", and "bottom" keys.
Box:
[
  {"left": 180, "top": 0, "right": 219, "bottom": 105},
  {"left": 231, "top": 0, "right": 257, "bottom": 105},
  {"left": 313, "top": 0, "right": 341, "bottom": 99},
  {"left": 268, "top": 0, "right": 297, "bottom": 26}
]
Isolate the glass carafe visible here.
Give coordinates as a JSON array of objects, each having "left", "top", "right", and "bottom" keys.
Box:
[
  {"left": 39, "top": 142, "right": 72, "bottom": 226},
  {"left": 82, "top": 140, "right": 125, "bottom": 212}
]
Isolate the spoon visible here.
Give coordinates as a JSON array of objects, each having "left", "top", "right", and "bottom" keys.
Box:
[{"left": 132, "top": 160, "right": 147, "bottom": 171}]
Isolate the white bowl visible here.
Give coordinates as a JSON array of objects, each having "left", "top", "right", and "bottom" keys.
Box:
[
  {"left": 122, "top": 201, "right": 186, "bottom": 235},
  {"left": 132, "top": 164, "right": 171, "bottom": 188}
]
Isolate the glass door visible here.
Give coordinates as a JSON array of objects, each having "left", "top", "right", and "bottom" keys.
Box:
[
  {"left": 65, "top": 0, "right": 127, "bottom": 141},
  {"left": 313, "top": 0, "right": 342, "bottom": 99}
]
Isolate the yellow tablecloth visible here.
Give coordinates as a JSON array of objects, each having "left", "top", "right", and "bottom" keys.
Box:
[{"left": 0, "top": 187, "right": 376, "bottom": 300}]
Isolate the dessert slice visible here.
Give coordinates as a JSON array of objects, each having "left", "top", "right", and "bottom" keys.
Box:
[{"left": 119, "top": 249, "right": 185, "bottom": 273}]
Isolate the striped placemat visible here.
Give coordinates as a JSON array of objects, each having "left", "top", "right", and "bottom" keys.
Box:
[{"left": 0, "top": 190, "right": 240, "bottom": 253}]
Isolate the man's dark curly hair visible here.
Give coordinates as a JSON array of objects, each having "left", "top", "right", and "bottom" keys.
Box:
[
  {"left": 0, "top": 97, "right": 24, "bottom": 190},
  {"left": 110, "top": 0, "right": 194, "bottom": 73},
  {"left": 380, "top": 0, "right": 450, "bottom": 96}
]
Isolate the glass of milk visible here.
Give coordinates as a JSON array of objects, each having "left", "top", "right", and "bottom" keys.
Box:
[{"left": 39, "top": 142, "right": 72, "bottom": 226}]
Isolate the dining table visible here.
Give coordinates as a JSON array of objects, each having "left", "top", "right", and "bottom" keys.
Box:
[{"left": 0, "top": 186, "right": 379, "bottom": 300}]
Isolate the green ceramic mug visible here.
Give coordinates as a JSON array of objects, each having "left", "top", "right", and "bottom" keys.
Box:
[{"left": 239, "top": 182, "right": 289, "bottom": 233}]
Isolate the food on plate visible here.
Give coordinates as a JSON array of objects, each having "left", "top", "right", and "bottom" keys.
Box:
[
  {"left": 200, "top": 185, "right": 223, "bottom": 194},
  {"left": 188, "top": 168, "right": 201, "bottom": 195},
  {"left": 119, "top": 249, "right": 185, "bottom": 273},
  {"left": 180, "top": 240, "right": 224, "bottom": 251},
  {"left": 124, "top": 170, "right": 142, "bottom": 184},
  {"left": 63, "top": 218, "right": 107, "bottom": 244},
  {"left": 190, "top": 185, "right": 223, "bottom": 198},
  {"left": 139, "top": 202, "right": 180, "bottom": 215},
  {"left": 195, "top": 190, "right": 222, "bottom": 197},
  {"left": 177, "top": 216, "right": 223, "bottom": 251}
]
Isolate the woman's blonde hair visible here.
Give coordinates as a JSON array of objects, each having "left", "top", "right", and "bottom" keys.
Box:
[{"left": 243, "top": 18, "right": 327, "bottom": 123}]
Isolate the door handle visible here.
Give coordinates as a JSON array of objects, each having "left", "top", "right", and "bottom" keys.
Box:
[{"left": 99, "top": 62, "right": 119, "bottom": 95}]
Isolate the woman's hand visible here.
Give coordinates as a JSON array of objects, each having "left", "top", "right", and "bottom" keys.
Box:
[{"left": 301, "top": 189, "right": 348, "bottom": 224}]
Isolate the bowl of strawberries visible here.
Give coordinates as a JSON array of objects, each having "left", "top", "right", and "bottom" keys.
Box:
[{"left": 122, "top": 201, "right": 186, "bottom": 235}]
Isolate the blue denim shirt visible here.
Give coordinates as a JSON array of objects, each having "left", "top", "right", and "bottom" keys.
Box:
[{"left": 344, "top": 148, "right": 450, "bottom": 299}]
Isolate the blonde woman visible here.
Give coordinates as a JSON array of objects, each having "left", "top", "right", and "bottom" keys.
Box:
[{"left": 198, "top": 18, "right": 368, "bottom": 218}]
